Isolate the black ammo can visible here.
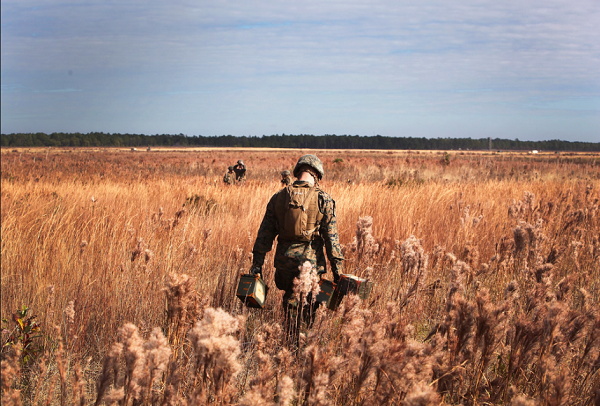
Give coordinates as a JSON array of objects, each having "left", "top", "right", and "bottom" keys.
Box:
[
  {"left": 236, "top": 274, "right": 269, "bottom": 308},
  {"left": 328, "top": 274, "right": 374, "bottom": 310}
]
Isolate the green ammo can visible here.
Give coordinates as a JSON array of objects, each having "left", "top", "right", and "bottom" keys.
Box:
[
  {"left": 328, "top": 274, "right": 374, "bottom": 310},
  {"left": 236, "top": 274, "right": 269, "bottom": 308}
]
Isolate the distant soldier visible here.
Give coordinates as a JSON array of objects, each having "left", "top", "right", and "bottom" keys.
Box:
[
  {"left": 280, "top": 170, "right": 292, "bottom": 186},
  {"left": 250, "top": 154, "right": 343, "bottom": 342},
  {"left": 233, "top": 160, "right": 246, "bottom": 183},
  {"left": 223, "top": 166, "right": 235, "bottom": 185}
]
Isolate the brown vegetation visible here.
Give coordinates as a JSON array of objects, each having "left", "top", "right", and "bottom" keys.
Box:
[{"left": 1, "top": 147, "right": 599, "bottom": 405}]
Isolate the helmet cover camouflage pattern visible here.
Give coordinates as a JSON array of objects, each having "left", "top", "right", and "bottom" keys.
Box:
[
  {"left": 281, "top": 170, "right": 291, "bottom": 176},
  {"left": 237, "top": 160, "right": 244, "bottom": 165},
  {"left": 293, "top": 154, "right": 324, "bottom": 180},
  {"left": 228, "top": 166, "right": 234, "bottom": 171}
]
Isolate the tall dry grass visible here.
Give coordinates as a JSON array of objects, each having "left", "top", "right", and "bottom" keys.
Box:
[{"left": 1, "top": 147, "right": 599, "bottom": 405}]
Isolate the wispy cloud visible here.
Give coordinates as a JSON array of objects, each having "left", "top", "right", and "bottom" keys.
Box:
[
  {"left": 33, "top": 88, "right": 82, "bottom": 93},
  {"left": 1, "top": 0, "right": 599, "bottom": 140}
]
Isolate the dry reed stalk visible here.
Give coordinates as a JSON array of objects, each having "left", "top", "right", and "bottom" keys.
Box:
[
  {"left": 292, "top": 261, "right": 321, "bottom": 307},
  {"left": 72, "top": 358, "right": 88, "bottom": 406},
  {"left": 1, "top": 345, "right": 22, "bottom": 406},
  {"left": 93, "top": 323, "right": 173, "bottom": 406},
  {"left": 187, "top": 307, "right": 244, "bottom": 403},
  {"left": 163, "top": 273, "right": 200, "bottom": 350},
  {"left": 237, "top": 351, "right": 277, "bottom": 405},
  {"left": 351, "top": 216, "right": 380, "bottom": 263}
]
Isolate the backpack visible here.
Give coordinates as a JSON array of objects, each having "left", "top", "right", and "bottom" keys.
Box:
[{"left": 275, "top": 184, "right": 324, "bottom": 242}]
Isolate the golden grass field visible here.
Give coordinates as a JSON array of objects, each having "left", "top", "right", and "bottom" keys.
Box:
[{"left": 1, "top": 147, "right": 599, "bottom": 405}]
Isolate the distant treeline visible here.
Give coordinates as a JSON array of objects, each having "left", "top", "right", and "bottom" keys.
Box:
[{"left": 1, "top": 132, "right": 599, "bottom": 152}]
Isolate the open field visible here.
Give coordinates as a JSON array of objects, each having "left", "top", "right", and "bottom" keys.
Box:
[{"left": 1, "top": 147, "right": 599, "bottom": 405}]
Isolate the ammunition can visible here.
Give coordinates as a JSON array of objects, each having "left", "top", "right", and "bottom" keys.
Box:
[
  {"left": 236, "top": 274, "right": 269, "bottom": 308},
  {"left": 328, "top": 274, "right": 374, "bottom": 310},
  {"left": 315, "top": 279, "right": 336, "bottom": 307}
]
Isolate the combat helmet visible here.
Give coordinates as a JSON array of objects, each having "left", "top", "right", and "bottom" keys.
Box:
[
  {"left": 228, "top": 166, "right": 234, "bottom": 171},
  {"left": 293, "top": 154, "right": 324, "bottom": 180},
  {"left": 281, "top": 170, "right": 291, "bottom": 176},
  {"left": 237, "top": 160, "right": 244, "bottom": 165}
]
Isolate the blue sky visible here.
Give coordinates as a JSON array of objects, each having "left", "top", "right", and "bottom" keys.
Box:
[{"left": 1, "top": 0, "right": 599, "bottom": 142}]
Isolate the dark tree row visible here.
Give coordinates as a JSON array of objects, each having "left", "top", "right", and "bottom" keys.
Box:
[{"left": 1, "top": 132, "right": 598, "bottom": 152}]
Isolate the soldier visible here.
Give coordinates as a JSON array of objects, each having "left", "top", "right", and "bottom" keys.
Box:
[
  {"left": 250, "top": 154, "right": 343, "bottom": 342},
  {"left": 223, "top": 166, "right": 235, "bottom": 185},
  {"left": 280, "top": 170, "right": 292, "bottom": 186},
  {"left": 233, "top": 160, "right": 246, "bottom": 183}
]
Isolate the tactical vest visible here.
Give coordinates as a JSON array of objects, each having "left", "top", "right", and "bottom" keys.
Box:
[{"left": 275, "top": 184, "right": 324, "bottom": 242}]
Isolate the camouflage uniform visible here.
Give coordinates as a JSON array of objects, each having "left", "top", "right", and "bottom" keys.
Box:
[
  {"left": 233, "top": 160, "right": 246, "bottom": 182},
  {"left": 223, "top": 167, "right": 235, "bottom": 185},
  {"left": 280, "top": 170, "right": 292, "bottom": 186},
  {"left": 251, "top": 155, "right": 343, "bottom": 344},
  {"left": 252, "top": 179, "right": 343, "bottom": 341}
]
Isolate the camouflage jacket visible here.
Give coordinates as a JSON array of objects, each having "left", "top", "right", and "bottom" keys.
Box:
[
  {"left": 223, "top": 171, "right": 234, "bottom": 184},
  {"left": 252, "top": 181, "right": 343, "bottom": 275},
  {"left": 234, "top": 164, "right": 246, "bottom": 181}
]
